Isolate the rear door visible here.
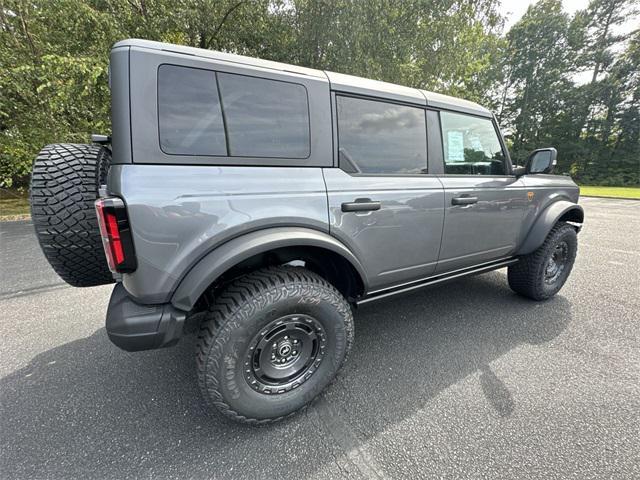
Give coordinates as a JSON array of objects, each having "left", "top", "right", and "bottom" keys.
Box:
[
  {"left": 323, "top": 94, "right": 444, "bottom": 291},
  {"left": 435, "top": 110, "right": 527, "bottom": 273}
]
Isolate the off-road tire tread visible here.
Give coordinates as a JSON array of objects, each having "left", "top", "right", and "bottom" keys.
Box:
[
  {"left": 30, "top": 143, "right": 113, "bottom": 287},
  {"left": 196, "top": 266, "right": 354, "bottom": 425},
  {"left": 508, "top": 222, "right": 577, "bottom": 300}
]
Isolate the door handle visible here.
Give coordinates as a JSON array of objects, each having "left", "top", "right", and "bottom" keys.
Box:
[
  {"left": 451, "top": 196, "right": 478, "bottom": 205},
  {"left": 341, "top": 198, "right": 381, "bottom": 212}
]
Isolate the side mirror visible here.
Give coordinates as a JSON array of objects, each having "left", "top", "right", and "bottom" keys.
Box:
[
  {"left": 513, "top": 165, "right": 527, "bottom": 177},
  {"left": 526, "top": 148, "right": 557, "bottom": 174}
]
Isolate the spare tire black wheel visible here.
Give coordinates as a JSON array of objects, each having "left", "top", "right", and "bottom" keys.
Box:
[{"left": 30, "top": 143, "right": 115, "bottom": 287}]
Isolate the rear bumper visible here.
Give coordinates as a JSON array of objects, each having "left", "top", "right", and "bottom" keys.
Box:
[{"left": 106, "top": 283, "right": 187, "bottom": 351}]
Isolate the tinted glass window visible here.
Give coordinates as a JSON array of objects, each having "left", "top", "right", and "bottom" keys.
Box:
[
  {"left": 337, "top": 96, "right": 427, "bottom": 174},
  {"left": 440, "top": 111, "right": 505, "bottom": 175},
  {"left": 217, "top": 73, "right": 310, "bottom": 158},
  {"left": 158, "top": 65, "right": 227, "bottom": 156}
]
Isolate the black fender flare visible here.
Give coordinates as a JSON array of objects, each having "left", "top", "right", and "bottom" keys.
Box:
[
  {"left": 517, "top": 201, "right": 584, "bottom": 255},
  {"left": 170, "top": 227, "right": 368, "bottom": 311}
]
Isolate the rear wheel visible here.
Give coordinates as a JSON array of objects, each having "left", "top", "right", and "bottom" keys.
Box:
[
  {"left": 508, "top": 222, "right": 578, "bottom": 300},
  {"left": 30, "top": 143, "right": 113, "bottom": 287},
  {"left": 196, "top": 266, "right": 354, "bottom": 424}
]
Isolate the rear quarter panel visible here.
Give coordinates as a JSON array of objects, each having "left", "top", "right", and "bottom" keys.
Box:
[{"left": 108, "top": 165, "right": 329, "bottom": 304}]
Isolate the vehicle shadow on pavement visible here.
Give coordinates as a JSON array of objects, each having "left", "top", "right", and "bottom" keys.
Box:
[{"left": 1, "top": 271, "right": 572, "bottom": 479}]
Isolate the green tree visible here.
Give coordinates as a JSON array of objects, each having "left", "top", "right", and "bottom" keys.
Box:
[
  {"left": 581, "top": 30, "right": 640, "bottom": 185},
  {"left": 498, "top": 0, "right": 572, "bottom": 162},
  {"left": 497, "top": 0, "right": 639, "bottom": 184},
  {"left": 0, "top": 0, "right": 274, "bottom": 187},
  {"left": 1, "top": 0, "right": 637, "bottom": 188},
  {"left": 567, "top": 0, "right": 639, "bottom": 183},
  {"left": 286, "top": 0, "right": 505, "bottom": 103}
]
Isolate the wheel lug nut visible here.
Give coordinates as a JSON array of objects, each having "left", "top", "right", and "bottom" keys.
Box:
[
  {"left": 292, "top": 351, "right": 297, "bottom": 356},
  {"left": 284, "top": 335, "right": 289, "bottom": 340},
  {"left": 293, "top": 340, "right": 298, "bottom": 344}
]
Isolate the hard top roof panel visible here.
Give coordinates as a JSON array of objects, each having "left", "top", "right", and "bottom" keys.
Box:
[{"left": 114, "top": 39, "right": 493, "bottom": 117}]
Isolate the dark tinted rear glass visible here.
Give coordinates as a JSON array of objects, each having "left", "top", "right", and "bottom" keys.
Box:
[
  {"left": 158, "top": 65, "right": 227, "bottom": 156},
  {"left": 217, "top": 73, "right": 310, "bottom": 158},
  {"left": 337, "top": 96, "right": 427, "bottom": 174}
]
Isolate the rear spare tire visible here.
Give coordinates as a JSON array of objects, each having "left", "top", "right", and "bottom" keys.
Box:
[{"left": 30, "top": 143, "right": 114, "bottom": 287}]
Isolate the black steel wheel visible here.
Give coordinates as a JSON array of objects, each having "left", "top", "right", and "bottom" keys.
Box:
[
  {"left": 508, "top": 222, "right": 578, "bottom": 300},
  {"left": 245, "top": 314, "right": 327, "bottom": 395},
  {"left": 196, "top": 266, "right": 354, "bottom": 424},
  {"left": 544, "top": 241, "right": 569, "bottom": 285}
]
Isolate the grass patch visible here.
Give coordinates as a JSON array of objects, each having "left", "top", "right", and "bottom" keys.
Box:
[
  {"left": 580, "top": 186, "right": 640, "bottom": 199},
  {"left": 0, "top": 189, "right": 30, "bottom": 220}
]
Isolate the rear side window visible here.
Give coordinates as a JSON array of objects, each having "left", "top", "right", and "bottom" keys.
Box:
[
  {"left": 440, "top": 111, "right": 506, "bottom": 175},
  {"left": 158, "top": 65, "right": 227, "bottom": 156},
  {"left": 157, "top": 66, "right": 310, "bottom": 159},
  {"left": 337, "top": 96, "right": 427, "bottom": 174},
  {"left": 217, "top": 73, "right": 310, "bottom": 158}
]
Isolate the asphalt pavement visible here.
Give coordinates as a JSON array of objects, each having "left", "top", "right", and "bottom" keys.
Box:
[{"left": 1, "top": 197, "right": 639, "bottom": 479}]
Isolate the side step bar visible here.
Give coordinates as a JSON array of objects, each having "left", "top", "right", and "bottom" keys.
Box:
[{"left": 357, "top": 257, "right": 519, "bottom": 306}]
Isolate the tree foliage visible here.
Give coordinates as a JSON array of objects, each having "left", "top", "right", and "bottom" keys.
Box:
[
  {"left": 498, "top": 0, "right": 639, "bottom": 185},
  {"left": 1, "top": 0, "right": 638, "bottom": 188}
]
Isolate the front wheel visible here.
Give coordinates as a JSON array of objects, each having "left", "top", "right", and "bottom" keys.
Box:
[
  {"left": 508, "top": 222, "right": 578, "bottom": 301},
  {"left": 196, "top": 266, "right": 354, "bottom": 424}
]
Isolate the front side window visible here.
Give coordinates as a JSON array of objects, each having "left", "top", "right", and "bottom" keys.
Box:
[
  {"left": 440, "top": 111, "right": 506, "bottom": 175},
  {"left": 337, "top": 96, "right": 427, "bottom": 174},
  {"left": 217, "top": 73, "right": 310, "bottom": 158},
  {"left": 158, "top": 65, "right": 227, "bottom": 156}
]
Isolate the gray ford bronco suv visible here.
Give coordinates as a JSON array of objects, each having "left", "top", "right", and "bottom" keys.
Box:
[{"left": 30, "top": 39, "right": 583, "bottom": 424}]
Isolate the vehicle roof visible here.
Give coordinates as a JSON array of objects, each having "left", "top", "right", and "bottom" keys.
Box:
[
  {"left": 324, "top": 71, "right": 492, "bottom": 117},
  {"left": 113, "top": 39, "right": 492, "bottom": 118}
]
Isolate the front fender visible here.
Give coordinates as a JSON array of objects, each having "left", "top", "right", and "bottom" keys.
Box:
[
  {"left": 171, "top": 227, "right": 368, "bottom": 311},
  {"left": 517, "top": 201, "right": 584, "bottom": 255}
]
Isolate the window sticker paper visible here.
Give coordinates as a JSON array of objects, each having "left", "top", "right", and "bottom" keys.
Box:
[{"left": 447, "top": 131, "right": 464, "bottom": 162}]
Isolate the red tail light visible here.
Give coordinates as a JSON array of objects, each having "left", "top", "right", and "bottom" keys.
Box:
[{"left": 95, "top": 197, "right": 137, "bottom": 273}]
